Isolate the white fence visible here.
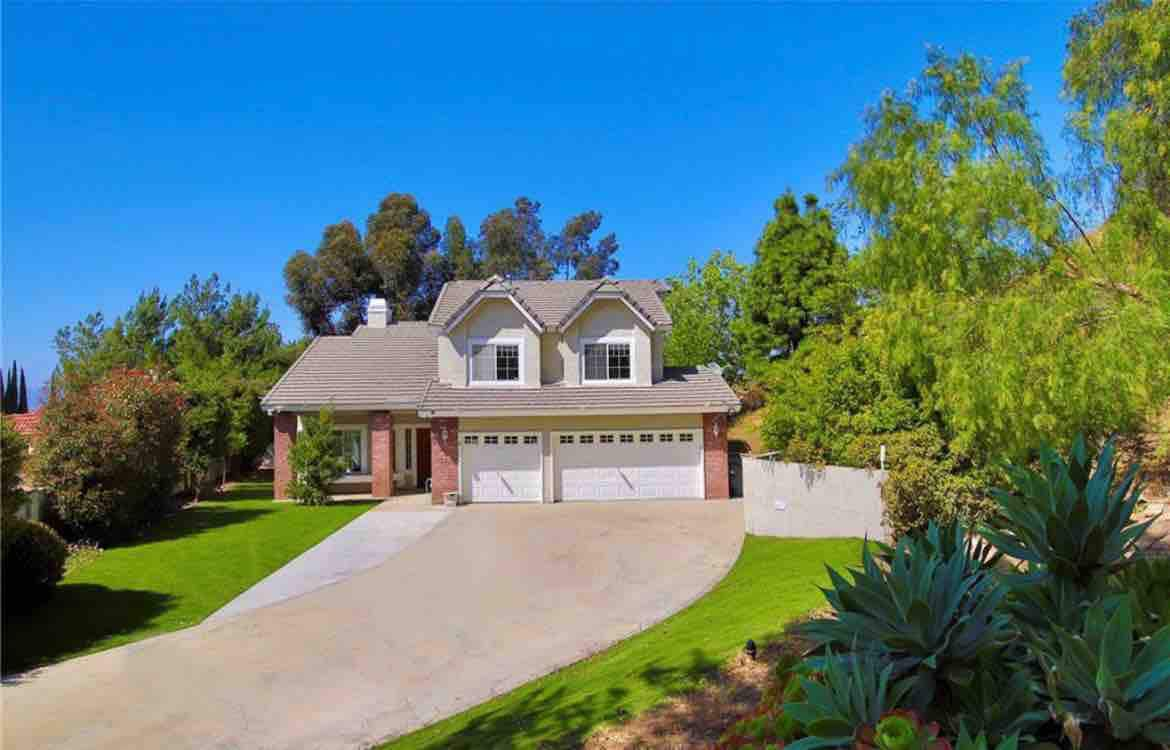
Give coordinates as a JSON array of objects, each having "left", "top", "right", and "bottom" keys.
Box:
[{"left": 741, "top": 456, "right": 887, "bottom": 539}]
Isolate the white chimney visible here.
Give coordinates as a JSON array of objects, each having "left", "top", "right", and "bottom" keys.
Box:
[{"left": 367, "top": 298, "right": 389, "bottom": 328}]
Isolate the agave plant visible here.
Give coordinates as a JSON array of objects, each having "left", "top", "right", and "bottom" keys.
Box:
[
  {"left": 1119, "top": 557, "right": 1170, "bottom": 638},
  {"left": 953, "top": 726, "right": 1020, "bottom": 750},
  {"left": 782, "top": 649, "right": 912, "bottom": 750},
  {"left": 799, "top": 523, "right": 1011, "bottom": 709},
  {"left": 947, "top": 659, "right": 1048, "bottom": 743},
  {"left": 980, "top": 436, "right": 1153, "bottom": 593},
  {"left": 1044, "top": 598, "right": 1170, "bottom": 747}
]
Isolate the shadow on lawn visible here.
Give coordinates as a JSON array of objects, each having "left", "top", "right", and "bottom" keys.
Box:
[
  {"left": 2, "top": 585, "right": 176, "bottom": 677},
  {"left": 412, "top": 648, "right": 725, "bottom": 749}
]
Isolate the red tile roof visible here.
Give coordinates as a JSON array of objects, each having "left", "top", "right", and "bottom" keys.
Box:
[{"left": 8, "top": 408, "right": 43, "bottom": 438}]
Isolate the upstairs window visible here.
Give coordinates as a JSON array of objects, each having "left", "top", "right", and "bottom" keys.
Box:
[
  {"left": 583, "top": 341, "right": 631, "bottom": 382},
  {"left": 471, "top": 341, "right": 521, "bottom": 383}
]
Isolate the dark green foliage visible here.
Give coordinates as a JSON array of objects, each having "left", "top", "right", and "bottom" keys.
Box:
[
  {"left": 1, "top": 418, "right": 30, "bottom": 516},
  {"left": 1044, "top": 598, "right": 1170, "bottom": 746},
  {"left": 980, "top": 437, "right": 1151, "bottom": 593},
  {"left": 947, "top": 663, "right": 1047, "bottom": 743},
  {"left": 799, "top": 524, "right": 1011, "bottom": 710},
  {"left": 1119, "top": 557, "right": 1170, "bottom": 638},
  {"left": 2, "top": 361, "right": 29, "bottom": 413},
  {"left": 442, "top": 216, "right": 478, "bottom": 279},
  {"left": 549, "top": 210, "right": 620, "bottom": 280},
  {"left": 1, "top": 517, "right": 67, "bottom": 611},
  {"left": 953, "top": 727, "right": 1020, "bottom": 750},
  {"left": 662, "top": 251, "right": 748, "bottom": 379},
  {"left": 732, "top": 191, "right": 852, "bottom": 370},
  {"left": 18, "top": 369, "right": 28, "bottom": 413},
  {"left": 478, "top": 196, "right": 553, "bottom": 280},
  {"left": 782, "top": 649, "right": 912, "bottom": 749},
  {"left": 287, "top": 410, "right": 347, "bottom": 506}
]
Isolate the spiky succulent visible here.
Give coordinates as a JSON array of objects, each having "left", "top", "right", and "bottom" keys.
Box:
[{"left": 799, "top": 523, "right": 1011, "bottom": 709}]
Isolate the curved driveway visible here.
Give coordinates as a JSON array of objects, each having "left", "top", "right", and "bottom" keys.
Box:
[{"left": 3, "top": 500, "right": 744, "bottom": 750}]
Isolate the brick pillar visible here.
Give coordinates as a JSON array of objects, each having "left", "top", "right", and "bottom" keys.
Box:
[
  {"left": 430, "top": 417, "right": 459, "bottom": 505},
  {"left": 273, "top": 412, "right": 298, "bottom": 499},
  {"left": 370, "top": 412, "right": 395, "bottom": 498},
  {"left": 703, "top": 413, "right": 730, "bottom": 500}
]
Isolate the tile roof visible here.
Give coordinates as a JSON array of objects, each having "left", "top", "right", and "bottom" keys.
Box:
[
  {"left": 429, "top": 278, "right": 671, "bottom": 330},
  {"left": 417, "top": 367, "right": 740, "bottom": 416},
  {"left": 261, "top": 322, "right": 438, "bottom": 410},
  {"left": 7, "top": 408, "right": 42, "bottom": 438}
]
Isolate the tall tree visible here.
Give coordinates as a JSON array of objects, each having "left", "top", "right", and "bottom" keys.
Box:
[
  {"left": 663, "top": 251, "right": 748, "bottom": 380},
  {"left": 479, "top": 197, "right": 554, "bottom": 279},
  {"left": 365, "top": 193, "right": 441, "bottom": 320},
  {"left": 442, "top": 216, "right": 478, "bottom": 279},
  {"left": 549, "top": 211, "right": 621, "bottom": 279},
  {"left": 732, "top": 191, "right": 852, "bottom": 370},
  {"left": 18, "top": 369, "right": 28, "bottom": 413},
  {"left": 2, "top": 362, "right": 14, "bottom": 413}
]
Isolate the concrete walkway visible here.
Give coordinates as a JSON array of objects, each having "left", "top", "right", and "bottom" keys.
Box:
[
  {"left": 207, "top": 502, "right": 450, "bottom": 622},
  {"left": 2, "top": 500, "right": 744, "bottom": 750}
]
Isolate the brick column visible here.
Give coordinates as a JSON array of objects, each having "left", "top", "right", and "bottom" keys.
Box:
[
  {"left": 370, "top": 412, "right": 395, "bottom": 498},
  {"left": 703, "top": 413, "right": 730, "bottom": 500},
  {"left": 273, "top": 412, "right": 298, "bottom": 499},
  {"left": 430, "top": 417, "right": 459, "bottom": 505}
]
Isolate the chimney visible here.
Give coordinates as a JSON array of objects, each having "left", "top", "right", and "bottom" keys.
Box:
[{"left": 367, "top": 298, "right": 389, "bottom": 328}]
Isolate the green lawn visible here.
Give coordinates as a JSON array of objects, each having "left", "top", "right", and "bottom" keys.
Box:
[
  {"left": 2, "top": 481, "right": 375, "bottom": 674},
  {"left": 382, "top": 535, "right": 862, "bottom": 750}
]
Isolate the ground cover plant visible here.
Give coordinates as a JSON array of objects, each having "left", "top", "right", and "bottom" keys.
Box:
[
  {"left": 2, "top": 481, "right": 374, "bottom": 674},
  {"left": 717, "top": 436, "right": 1170, "bottom": 750}
]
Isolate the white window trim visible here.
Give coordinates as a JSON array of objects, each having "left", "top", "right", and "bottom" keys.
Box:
[
  {"left": 580, "top": 336, "right": 635, "bottom": 384},
  {"left": 335, "top": 425, "right": 370, "bottom": 475},
  {"left": 468, "top": 336, "right": 526, "bottom": 387}
]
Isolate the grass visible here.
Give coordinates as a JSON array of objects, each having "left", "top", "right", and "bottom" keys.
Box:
[
  {"left": 2, "top": 481, "right": 375, "bottom": 674},
  {"left": 382, "top": 535, "right": 862, "bottom": 750}
]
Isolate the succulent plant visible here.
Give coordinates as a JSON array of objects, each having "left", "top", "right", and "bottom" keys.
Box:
[
  {"left": 946, "top": 658, "right": 1048, "bottom": 744},
  {"left": 1118, "top": 556, "right": 1170, "bottom": 638},
  {"left": 952, "top": 726, "right": 1019, "bottom": 750},
  {"left": 854, "top": 710, "right": 950, "bottom": 750},
  {"left": 799, "top": 523, "right": 1011, "bottom": 709},
  {"left": 782, "top": 649, "right": 912, "bottom": 750},
  {"left": 980, "top": 436, "right": 1153, "bottom": 594},
  {"left": 1044, "top": 598, "right": 1170, "bottom": 746}
]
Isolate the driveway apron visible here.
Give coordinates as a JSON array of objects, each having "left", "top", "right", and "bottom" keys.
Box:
[{"left": 2, "top": 500, "right": 744, "bottom": 750}]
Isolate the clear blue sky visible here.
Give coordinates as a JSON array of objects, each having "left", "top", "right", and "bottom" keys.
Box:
[{"left": 3, "top": 2, "right": 1082, "bottom": 402}]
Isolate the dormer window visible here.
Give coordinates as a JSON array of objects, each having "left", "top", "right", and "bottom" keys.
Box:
[
  {"left": 470, "top": 338, "right": 522, "bottom": 384},
  {"left": 582, "top": 339, "right": 632, "bottom": 382}
]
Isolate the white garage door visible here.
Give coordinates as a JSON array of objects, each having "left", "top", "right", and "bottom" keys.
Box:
[
  {"left": 556, "top": 429, "right": 703, "bottom": 501},
  {"left": 461, "top": 432, "right": 543, "bottom": 503}
]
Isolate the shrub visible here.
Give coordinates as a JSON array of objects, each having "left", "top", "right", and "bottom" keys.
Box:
[
  {"left": 798, "top": 523, "right": 1012, "bottom": 711},
  {"left": 287, "top": 409, "right": 346, "bottom": 505},
  {"left": 1, "top": 418, "right": 29, "bottom": 516},
  {"left": 32, "top": 369, "right": 185, "bottom": 543},
  {"left": 2, "top": 516, "right": 67, "bottom": 611}
]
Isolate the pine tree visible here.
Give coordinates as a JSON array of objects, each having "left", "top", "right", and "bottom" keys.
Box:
[
  {"left": 18, "top": 368, "right": 29, "bottom": 413},
  {"left": 3, "top": 362, "right": 16, "bottom": 413},
  {"left": 0, "top": 368, "right": 5, "bottom": 413}
]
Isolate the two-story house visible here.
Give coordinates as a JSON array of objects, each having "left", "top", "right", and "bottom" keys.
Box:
[{"left": 262, "top": 276, "right": 740, "bottom": 504}]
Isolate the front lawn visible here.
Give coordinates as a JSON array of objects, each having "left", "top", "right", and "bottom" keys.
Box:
[
  {"left": 382, "top": 535, "right": 862, "bottom": 750},
  {"left": 2, "top": 481, "right": 375, "bottom": 674}
]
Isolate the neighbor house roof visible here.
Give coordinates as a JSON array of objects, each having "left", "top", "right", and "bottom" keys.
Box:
[
  {"left": 7, "top": 408, "right": 43, "bottom": 439},
  {"left": 261, "top": 322, "right": 438, "bottom": 411},
  {"left": 429, "top": 277, "right": 672, "bottom": 331},
  {"left": 417, "top": 367, "right": 739, "bottom": 417}
]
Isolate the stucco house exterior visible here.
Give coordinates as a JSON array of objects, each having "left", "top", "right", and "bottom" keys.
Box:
[{"left": 262, "top": 276, "right": 741, "bottom": 504}]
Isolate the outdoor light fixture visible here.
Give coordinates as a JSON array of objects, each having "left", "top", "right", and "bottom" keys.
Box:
[{"left": 744, "top": 639, "right": 757, "bottom": 661}]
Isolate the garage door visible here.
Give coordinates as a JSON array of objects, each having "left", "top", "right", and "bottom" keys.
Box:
[
  {"left": 461, "top": 432, "right": 543, "bottom": 502},
  {"left": 556, "top": 429, "right": 703, "bottom": 501}
]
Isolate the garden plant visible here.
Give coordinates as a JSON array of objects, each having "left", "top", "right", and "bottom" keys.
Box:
[{"left": 719, "top": 436, "right": 1170, "bottom": 750}]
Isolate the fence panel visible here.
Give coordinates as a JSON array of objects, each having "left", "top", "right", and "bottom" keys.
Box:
[{"left": 741, "top": 456, "right": 887, "bottom": 539}]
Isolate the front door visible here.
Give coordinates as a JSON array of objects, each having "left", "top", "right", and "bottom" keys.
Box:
[{"left": 416, "top": 428, "right": 431, "bottom": 490}]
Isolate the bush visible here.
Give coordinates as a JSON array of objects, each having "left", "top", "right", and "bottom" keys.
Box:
[
  {"left": 2, "top": 516, "right": 67, "bottom": 611},
  {"left": 32, "top": 369, "right": 185, "bottom": 543},
  {"left": 1, "top": 418, "right": 30, "bottom": 516},
  {"left": 287, "top": 409, "right": 347, "bottom": 505}
]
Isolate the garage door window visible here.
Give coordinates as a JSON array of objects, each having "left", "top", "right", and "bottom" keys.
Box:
[
  {"left": 639, "top": 433, "right": 654, "bottom": 443},
  {"left": 620, "top": 433, "right": 634, "bottom": 443},
  {"left": 679, "top": 433, "right": 694, "bottom": 442}
]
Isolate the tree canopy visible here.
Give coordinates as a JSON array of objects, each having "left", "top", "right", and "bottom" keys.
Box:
[{"left": 662, "top": 251, "right": 747, "bottom": 379}]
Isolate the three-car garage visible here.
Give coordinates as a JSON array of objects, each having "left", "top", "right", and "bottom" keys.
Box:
[{"left": 458, "top": 427, "right": 705, "bottom": 503}]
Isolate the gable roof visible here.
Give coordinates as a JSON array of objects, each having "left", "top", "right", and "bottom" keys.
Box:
[
  {"left": 429, "top": 277, "right": 671, "bottom": 331},
  {"left": 260, "top": 322, "right": 438, "bottom": 411}
]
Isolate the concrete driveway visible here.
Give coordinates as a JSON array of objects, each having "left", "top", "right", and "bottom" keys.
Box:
[{"left": 2, "top": 500, "right": 744, "bottom": 750}]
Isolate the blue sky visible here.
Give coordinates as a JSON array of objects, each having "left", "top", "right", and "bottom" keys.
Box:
[{"left": 3, "top": 2, "right": 1081, "bottom": 401}]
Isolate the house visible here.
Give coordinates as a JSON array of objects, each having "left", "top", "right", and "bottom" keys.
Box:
[
  {"left": 8, "top": 408, "right": 43, "bottom": 450},
  {"left": 261, "top": 277, "right": 741, "bottom": 504}
]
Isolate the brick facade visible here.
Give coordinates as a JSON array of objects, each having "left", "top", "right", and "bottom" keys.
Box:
[
  {"left": 273, "top": 412, "right": 298, "bottom": 499},
  {"left": 370, "top": 411, "right": 395, "bottom": 498},
  {"left": 702, "top": 412, "right": 730, "bottom": 500},
  {"left": 430, "top": 417, "right": 459, "bottom": 505}
]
